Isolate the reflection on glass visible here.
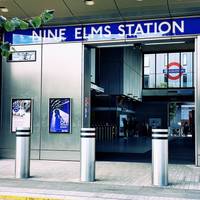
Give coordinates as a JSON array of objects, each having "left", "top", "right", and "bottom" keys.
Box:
[
  {"left": 143, "top": 52, "right": 194, "bottom": 89},
  {"left": 181, "top": 52, "right": 193, "bottom": 88},
  {"left": 144, "top": 54, "right": 155, "bottom": 88},
  {"left": 168, "top": 53, "right": 180, "bottom": 88},
  {"left": 156, "top": 53, "right": 167, "bottom": 88},
  {"left": 169, "top": 103, "right": 194, "bottom": 137}
]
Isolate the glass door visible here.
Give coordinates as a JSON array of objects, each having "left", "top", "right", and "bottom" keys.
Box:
[{"left": 169, "top": 102, "right": 194, "bottom": 137}]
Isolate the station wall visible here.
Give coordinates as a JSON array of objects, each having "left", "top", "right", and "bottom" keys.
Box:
[{"left": 0, "top": 43, "right": 83, "bottom": 161}]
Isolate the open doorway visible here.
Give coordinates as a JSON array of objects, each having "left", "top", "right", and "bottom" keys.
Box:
[{"left": 86, "top": 38, "right": 195, "bottom": 164}]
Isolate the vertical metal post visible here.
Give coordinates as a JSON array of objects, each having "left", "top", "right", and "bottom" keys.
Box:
[
  {"left": 15, "top": 127, "right": 31, "bottom": 179},
  {"left": 195, "top": 37, "right": 200, "bottom": 166},
  {"left": 80, "top": 128, "right": 96, "bottom": 182},
  {"left": 152, "top": 129, "right": 168, "bottom": 186}
]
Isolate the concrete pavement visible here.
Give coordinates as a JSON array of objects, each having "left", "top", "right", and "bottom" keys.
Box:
[{"left": 0, "top": 159, "right": 200, "bottom": 199}]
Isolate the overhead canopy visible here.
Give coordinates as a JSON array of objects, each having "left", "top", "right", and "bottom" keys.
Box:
[{"left": 0, "top": 0, "right": 200, "bottom": 25}]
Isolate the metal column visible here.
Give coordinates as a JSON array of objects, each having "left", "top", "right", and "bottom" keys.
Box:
[
  {"left": 80, "top": 128, "right": 95, "bottom": 182},
  {"left": 15, "top": 127, "right": 31, "bottom": 179},
  {"left": 152, "top": 129, "right": 168, "bottom": 186}
]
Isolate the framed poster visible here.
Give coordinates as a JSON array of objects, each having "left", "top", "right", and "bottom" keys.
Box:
[
  {"left": 49, "top": 98, "right": 71, "bottom": 133},
  {"left": 11, "top": 99, "right": 32, "bottom": 133}
]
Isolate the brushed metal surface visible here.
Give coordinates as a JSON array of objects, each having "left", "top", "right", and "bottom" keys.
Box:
[
  {"left": 152, "top": 139, "right": 168, "bottom": 186},
  {"left": 41, "top": 43, "right": 82, "bottom": 152},
  {"left": 81, "top": 137, "right": 95, "bottom": 182},
  {"left": 1, "top": 45, "right": 42, "bottom": 159},
  {"left": 1, "top": 43, "right": 83, "bottom": 160},
  {"left": 15, "top": 132, "right": 30, "bottom": 179}
]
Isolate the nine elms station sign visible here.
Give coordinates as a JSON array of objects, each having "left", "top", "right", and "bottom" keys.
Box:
[{"left": 5, "top": 17, "right": 200, "bottom": 44}]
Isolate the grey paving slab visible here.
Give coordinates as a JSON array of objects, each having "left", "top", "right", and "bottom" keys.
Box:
[{"left": 0, "top": 159, "right": 200, "bottom": 199}]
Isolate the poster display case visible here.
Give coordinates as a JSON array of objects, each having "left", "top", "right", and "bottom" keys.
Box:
[
  {"left": 49, "top": 98, "right": 71, "bottom": 133},
  {"left": 11, "top": 99, "right": 32, "bottom": 133}
]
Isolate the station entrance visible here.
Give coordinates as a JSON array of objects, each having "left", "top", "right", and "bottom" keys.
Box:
[{"left": 87, "top": 38, "right": 195, "bottom": 164}]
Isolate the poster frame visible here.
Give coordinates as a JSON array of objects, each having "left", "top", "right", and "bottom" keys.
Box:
[
  {"left": 11, "top": 98, "right": 32, "bottom": 133},
  {"left": 49, "top": 97, "right": 71, "bottom": 134}
]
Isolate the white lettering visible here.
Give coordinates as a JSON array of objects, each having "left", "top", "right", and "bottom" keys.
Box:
[
  {"left": 104, "top": 25, "right": 111, "bottom": 37},
  {"left": 30, "top": 19, "right": 185, "bottom": 42},
  {"left": 83, "top": 27, "right": 87, "bottom": 39},
  {"left": 75, "top": 27, "right": 82, "bottom": 39},
  {"left": 32, "top": 30, "right": 42, "bottom": 40},
  {"left": 144, "top": 23, "right": 153, "bottom": 34},
  {"left": 134, "top": 24, "right": 144, "bottom": 35},
  {"left": 43, "top": 30, "right": 46, "bottom": 38},
  {"left": 158, "top": 22, "right": 171, "bottom": 34},
  {"left": 154, "top": 22, "right": 158, "bottom": 33},
  {"left": 59, "top": 28, "right": 66, "bottom": 40},
  {"left": 48, "top": 29, "right": 57, "bottom": 38},
  {"left": 118, "top": 24, "right": 125, "bottom": 36},
  {"left": 126, "top": 24, "right": 135, "bottom": 36},
  {"left": 172, "top": 20, "right": 184, "bottom": 33},
  {"left": 91, "top": 26, "right": 103, "bottom": 38}
]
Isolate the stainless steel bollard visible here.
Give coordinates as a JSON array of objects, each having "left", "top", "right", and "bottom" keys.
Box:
[
  {"left": 80, "top": 128, "right": 95, "bottom": 182},
  {"left": 152, "top": 129, "right": 168, "bottom": 186},
  {"left": 15, "top": 127, "right": 31, "bottom": 179}
]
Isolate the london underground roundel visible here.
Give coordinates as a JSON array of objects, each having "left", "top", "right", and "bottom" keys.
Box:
[{"left": 163, "top": 62, "right": 185, "bottom": 80}]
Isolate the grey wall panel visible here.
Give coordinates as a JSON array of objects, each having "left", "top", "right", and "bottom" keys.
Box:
[
  {"left": 99, "top": 48, "right": 123, "bottom": 94},
  {"left": 30, "top": 150, "right": 40, "bottom": 159},
  {"left": 1, "top": 45, "right": 42, "bottom": 159},
  {"left": 41, "top": 43, "right": 82, "bottom": 153},
  {"left": 123, "top": 47, "right": 142, "bottom": 99},
  {"left": 1, "top": 43, "right": 83, "bottom": 161},
  {"left": 83, "top": 47, "right": 91, "bottom": 128},
  {"left": 0, "top": 148, "right": 15, "bottom": 158},
  {"left": 40, "top": 150, "right": 80, "bottom": 161}
]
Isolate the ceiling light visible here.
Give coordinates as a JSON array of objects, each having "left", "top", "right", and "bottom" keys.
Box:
[
  {"left": 144, "top": 41, "right": 186, "bottom": 45},
  {"left": 97, "top": 44, "right": 133, "bottom": 48},
  {"left": 84, "top": 0, "right": 95, "bottom": 6},
  {"left": 136, "top": 0, "right": 143, "bottom": 1},
  {"left": 0, "top": 7, "right": 8, "bottom": 12}
]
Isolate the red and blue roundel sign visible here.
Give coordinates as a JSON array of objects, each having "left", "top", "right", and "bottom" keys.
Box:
[{"left": 163, "top": 62, "right": 185, "bottom": 80}]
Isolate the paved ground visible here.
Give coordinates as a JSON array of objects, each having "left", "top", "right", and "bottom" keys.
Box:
[{"left": 0, "top": 159, "right": 200, "bottom": 199}]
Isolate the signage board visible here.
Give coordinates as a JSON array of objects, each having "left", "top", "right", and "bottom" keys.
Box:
[
  {"left": 11, "top": 99, "right": 32, "bottom": 133},
  {"left": 8, "top": 51, "right": 36, "bottom": 62},
  {"left": 49, "top": 98, "right": 71, "bottom": 133},
  {"left": 163, "top": 62, "right": 185, "bottom": 80},
  {"left": 5, "top": 17, "right": 200, "bottom": 45}
]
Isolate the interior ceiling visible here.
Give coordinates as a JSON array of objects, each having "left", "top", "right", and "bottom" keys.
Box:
[{"left": 0, "top": 0, "right": 200, "bottom": 25}]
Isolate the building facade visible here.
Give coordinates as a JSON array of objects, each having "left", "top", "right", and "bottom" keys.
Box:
[{"left": 0, "top": 1, "right": 200, "bottom": 165}]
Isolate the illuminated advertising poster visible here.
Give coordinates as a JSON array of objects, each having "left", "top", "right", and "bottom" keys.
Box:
[
  {"left": 11, "top": 99, "right": 32, "bottom": 132},
  {"left": 49, "top": 98, "right": 71, "bottom": 133}
]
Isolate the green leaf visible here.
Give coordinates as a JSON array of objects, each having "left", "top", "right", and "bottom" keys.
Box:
[
  {"left": 1, "top": 50, "right": 10, "bottom": 57},
  {"left": 19, "top": 19, "right": 29, "bottom": 29},
  {"left": 0, "top": 15, "right": 6, "bottom": 27},
  {"left": 29, "top": 16, "right": 42, "bottom": 29},
  {"left": 10, "top": 17, "right": 21, "bottom": 28},
  {"left": 40, "top": 9, "right": 54, "bottom": 23},
  {"left": 0, "top": 42, "right": 11, "bottom": 58},
  {"left": 1, "top": 42, "right": 10, "bottom": 51},
  {"left": 4, "top": 20, "right": 16, "bottom": 32}
]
